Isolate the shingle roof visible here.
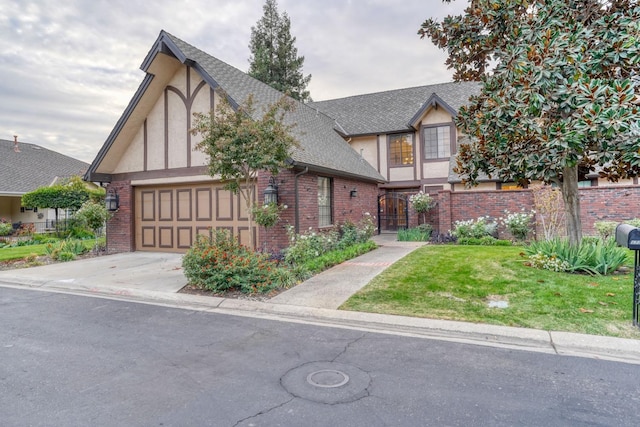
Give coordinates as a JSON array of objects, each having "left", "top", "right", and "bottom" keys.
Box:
[
  {"left": 309, "top": 81, "right": 481, "bottom": 136},
  {"left": 122, "top": 32, "right": 382, "bottom": 183},
  {"left": 0, "top": 139, "right": 89, "bottom": 194},
  {"left": 162, "top": 32, "right": 384, "bottom": 182}
]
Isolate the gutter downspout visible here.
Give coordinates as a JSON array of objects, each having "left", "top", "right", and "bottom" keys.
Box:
[{"left": 294, "top": 166, "right": 309, "bottom": 234}]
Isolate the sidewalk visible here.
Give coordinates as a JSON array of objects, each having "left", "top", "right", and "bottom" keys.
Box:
[{"left": 1, "top": 234, "right": 639, "bottom": 365}]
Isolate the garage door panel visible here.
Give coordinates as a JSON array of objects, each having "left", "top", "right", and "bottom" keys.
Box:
[
  {"left": 216, "top": 188, "right": 233, "bottom": 220},
  {"left": 141, "top": 226, "right": 156, "bottom": 247},
  {"left": 158, "top": 190, "right": 173, "bottom": 221},
  {"left": 237, "top": 227, "right": 255, "bottom": 248},
  {"left": 177, "top": 189, "right": 192, "bottom": 221},
  {"left": 158, "top": 226, "right": 174, "bottom": 248},
  {"left": 195, "top": 188, "right": 212, "bottom": 220},
  {"left": 177, "top": 227, "right": 192, "bottom": 249},
  {"left": 141, "top": 191, "right": 155, "bottom": 221},
  {"left": 135, "top": 183, "right": 253, "bottom": 252}
]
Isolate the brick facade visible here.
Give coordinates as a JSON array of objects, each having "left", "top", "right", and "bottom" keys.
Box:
[
  {"left": 257, "top": 169, "right": 379, "bottom": 253},
  {"left": 105, "top": 180, "right": 134, "bottom": 253}
]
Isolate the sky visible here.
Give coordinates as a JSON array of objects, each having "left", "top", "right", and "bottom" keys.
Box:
[{"left": 0, "top": 0, "right": 467, "bottom": 163}]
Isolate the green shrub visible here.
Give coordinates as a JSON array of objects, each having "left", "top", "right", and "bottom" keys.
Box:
[
  {"left": 44, "top": 239, "right": 89, "bottom": 261},
  {"left": 500, "top": 210, "right": 534, "bottom": 241},
  {"left": 398, "top": 225, "right": 432, "bottom": 241},
  {"left": 0, "top": 220, "right": 12, "bottom": 236},
  {"left": 452, "top": 216, "right": 497, "bottom": 239},
  {"left": 594, "top": 221, "right": 618, "bottom": 241},
  {"left": 300, "top": 241, "right": 378, "bottom": 274},
  {"left": 284, "top": 227, "right": 339, "bottom": 265},
  {"left": 57, "top": 251, "right": 77, "bottom": 262},
  {"left": 182, "top": 232, "right": 278, "bottom": 294},
  {"left": 525, "top": 238, "right": 628, "bottom": 275}
]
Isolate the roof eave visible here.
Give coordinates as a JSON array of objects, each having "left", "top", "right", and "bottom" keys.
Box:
[{"left": 291, "top": 161, "right": 386, "bottom": 184}]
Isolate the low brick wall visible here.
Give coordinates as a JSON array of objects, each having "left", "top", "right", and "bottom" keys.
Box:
[{"left": 426, "top": 185, "right": 640, "bottom": 238}]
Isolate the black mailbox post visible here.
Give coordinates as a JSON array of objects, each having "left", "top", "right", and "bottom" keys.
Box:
[{"left": 615, "top": 224, "right": 640, "bottom": 328}]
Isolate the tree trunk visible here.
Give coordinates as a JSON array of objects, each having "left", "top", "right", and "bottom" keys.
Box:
[{"left": 561, "top": 165, "right": 582, "bottom": 246}]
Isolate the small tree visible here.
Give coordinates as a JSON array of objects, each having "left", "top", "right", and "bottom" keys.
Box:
[
  {"left": 192, "top": 91, "right": 299, "bottom": 249},
  {"left": 74, "top": 200, "right": 111, "bottom": 252},
  {"left": 409, "top": 191, "right": 435, "bottom": 225}
]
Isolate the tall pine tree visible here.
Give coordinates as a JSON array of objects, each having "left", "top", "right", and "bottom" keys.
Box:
[{"left": 248, "top": 0, "right": 311, "bottom": 102}]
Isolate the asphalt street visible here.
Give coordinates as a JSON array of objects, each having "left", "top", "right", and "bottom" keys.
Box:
[{"left": 2, "top": 287, "right": 639, "bottom": 426}]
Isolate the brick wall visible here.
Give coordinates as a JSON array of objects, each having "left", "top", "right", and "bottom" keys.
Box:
[
  {"left": 105, "top": 180, "right": 133, "bottom": 253},
  {"left": 430, "top": 185, "right": 640, "bottom": 239},
  {"left": 257, "top": 169, "right": 378, "bottom": 253}
]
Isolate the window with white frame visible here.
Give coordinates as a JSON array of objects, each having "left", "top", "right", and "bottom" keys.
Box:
[
  {"left": 318, "top": 177, "right": 332, "bottom": 227},
  {"left": 423, "top": 125, "right": 452, "bottom": 160}
]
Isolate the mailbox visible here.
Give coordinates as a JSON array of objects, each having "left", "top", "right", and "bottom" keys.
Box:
[{"left": 615, "top": 224, "right": 640, "bottom": 250}]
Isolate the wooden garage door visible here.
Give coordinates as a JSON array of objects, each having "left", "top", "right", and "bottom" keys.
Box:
[{"left": 134, "top": 183, "right": 254, "bottom": 252}]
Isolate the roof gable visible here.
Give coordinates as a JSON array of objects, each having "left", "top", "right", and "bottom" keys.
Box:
[
  {"left": 87, "top": 31, "right": 384, "bottom": 183},
  {"left": 0, "top": 139, "right": 89, "bottom": 195}
]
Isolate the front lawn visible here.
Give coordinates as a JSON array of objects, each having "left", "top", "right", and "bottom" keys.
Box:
[
  {"left": 340, "top": 245, "right": 640, "bottom": 339},
  {"left": 0, "top": 239, "right": 98, "bottom": 263}
]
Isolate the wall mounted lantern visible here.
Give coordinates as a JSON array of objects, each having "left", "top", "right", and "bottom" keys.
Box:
[
  {"left": 350, "top": 187, "right": 358, "bottom": 198},
  {"left": 105, "top": 188, "right": 120, "bottom": 212},
  {"left": 264, "top": 176, "right": 279, "bottom": 205}
]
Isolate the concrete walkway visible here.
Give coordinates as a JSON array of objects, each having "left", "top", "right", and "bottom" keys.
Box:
[
  {"left": 1, "top": 235, "right": 639, "bottom": 365},
  {"left": 270, "top": 233, "right": 424, "bottom": 309}
]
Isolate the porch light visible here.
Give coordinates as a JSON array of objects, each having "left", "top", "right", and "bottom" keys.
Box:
[
  {"left": 264, "top": 176, "right": 279, "bottom": 205},
  {"left": 350, "top": 187, "right": 358, "bottom": 198},
  {"left": 105, "top": 188, "right": 119, "bottom": 212}
]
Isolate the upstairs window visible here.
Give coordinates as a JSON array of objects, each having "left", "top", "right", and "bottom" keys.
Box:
[
  {"left": 389, "top": 133, "right": 414, "bottom": 166},
  {"left": 424, "top": 125, "right": 452, "bottom": 160}
]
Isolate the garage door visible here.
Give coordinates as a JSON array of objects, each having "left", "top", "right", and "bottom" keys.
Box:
[{"left": 134, "top": 183, "right": 254, "bottom": 252}]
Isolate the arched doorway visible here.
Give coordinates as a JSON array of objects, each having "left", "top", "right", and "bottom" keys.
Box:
[{"left": 378, "top": 193, "right": 409, "bottom": 233}]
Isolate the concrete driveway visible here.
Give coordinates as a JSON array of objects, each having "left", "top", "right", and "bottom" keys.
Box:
[{"left": 0, "top": 252, "right": 186, "bottom": 294}]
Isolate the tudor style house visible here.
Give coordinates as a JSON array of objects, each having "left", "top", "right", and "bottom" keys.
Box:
[
  {"left": 85, "top": 31, "right": 384, "bottom": 253},
  {"left": 87, "top": 31, "right": 640, "bottom": 253}
]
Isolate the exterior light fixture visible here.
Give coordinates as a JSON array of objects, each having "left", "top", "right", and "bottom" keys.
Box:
[
  {"left": 350, "top": 188, "right": 358, "bottom": 198},
  {"left": 105, "top": 188, "right": 120, "bottom": 212},
  {"left": 264, "top": 176, "right": 279, "bottom": 205}
]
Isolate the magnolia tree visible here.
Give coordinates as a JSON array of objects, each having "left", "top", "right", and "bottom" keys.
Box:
[
  {"left": 192, "top": 91, "right": 298, "bottom": 249},
  {"left": 420, "top": 0, "right": 640, "bottom": 245}
]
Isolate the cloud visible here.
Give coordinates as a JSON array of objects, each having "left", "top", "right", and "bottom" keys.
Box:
[{"left": 0, "top": 0, "right": 465, "bottom": 163}]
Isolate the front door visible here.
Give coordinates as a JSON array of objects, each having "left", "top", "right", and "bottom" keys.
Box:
[{"left": 378, "top": 193, "right": 409, "bottom": 232}]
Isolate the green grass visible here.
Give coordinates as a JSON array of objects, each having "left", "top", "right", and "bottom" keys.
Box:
[
  {"left": 0, "top": 239, "right": 98, "bottom": 262},
  {"left": 340, "top": 245, "right": 640, "bottom": 339}
]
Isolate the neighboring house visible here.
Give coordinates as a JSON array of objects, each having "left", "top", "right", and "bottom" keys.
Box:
[
  {"left": 85, "top": 31, "right": 384, "bottom": 253},
  {"left": 0, "top": 136, "right": 89, "bottom": 232}
]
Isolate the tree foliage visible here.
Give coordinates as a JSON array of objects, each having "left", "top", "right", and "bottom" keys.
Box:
[
  {"left": 192, "top": 91, "right": 299, "bottom": 248},
  {"left": 420, "top": 0, "right": 640, "bottom": 245},
  {"left": 248, "top": 0, "right": 312, "bottom": 102},
  {"left": 21, "top": 176, "right": 105, "bottom": 220}
]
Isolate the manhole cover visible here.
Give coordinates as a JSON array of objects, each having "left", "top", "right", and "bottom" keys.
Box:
[
  {"left": 306, "top": 370, "right": 350, "bottom": 388},
  {"left": 281, "top": 361, "right": 370, "bottom": 404}
]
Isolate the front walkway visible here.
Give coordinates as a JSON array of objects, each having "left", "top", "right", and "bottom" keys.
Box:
[{"left": 269, "top": 233, "right": 425, "bottom": 309}]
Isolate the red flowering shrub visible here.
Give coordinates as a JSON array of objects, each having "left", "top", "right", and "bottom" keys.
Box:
[{"left": 182, "top": 230, "right": 278, "bottom": 293}]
